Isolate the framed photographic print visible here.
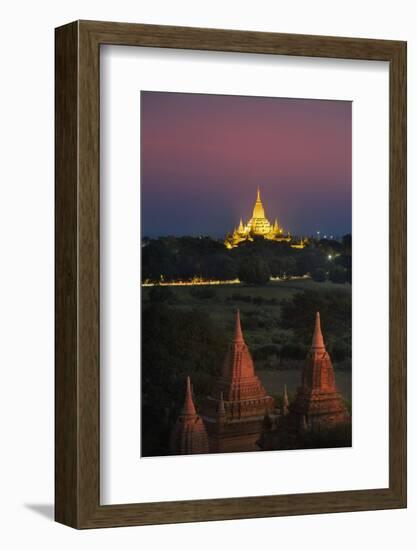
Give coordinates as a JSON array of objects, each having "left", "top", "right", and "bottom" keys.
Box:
[{"left": 55, "top": 20, "right": 406, "bottom": 528}]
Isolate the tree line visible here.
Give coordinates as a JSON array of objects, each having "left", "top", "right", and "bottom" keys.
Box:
[{"left": 142, "top": 234, "right": 352, "bottom": 285}]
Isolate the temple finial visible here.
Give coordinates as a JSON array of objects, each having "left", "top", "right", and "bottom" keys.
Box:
[
  {"left": 252, "top": 188, "right": 266, "bottom": 219},
  {"left": 311, "top": 311, "right": 325, "bottom": 350},
  {"left": 182, "top": 376, "right": 197, "bottom": 416},
  {"left": 233, "top": 309, "right": 244, "bottom": 343}
]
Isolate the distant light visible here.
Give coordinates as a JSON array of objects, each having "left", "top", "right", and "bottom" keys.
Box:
[{"left": 328, "top": 255, "right": 332, "bottom": 260}]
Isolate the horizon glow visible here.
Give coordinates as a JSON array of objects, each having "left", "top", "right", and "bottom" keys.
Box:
[{"left": 141, "top": 91, "right": 352, "bottom": 239}]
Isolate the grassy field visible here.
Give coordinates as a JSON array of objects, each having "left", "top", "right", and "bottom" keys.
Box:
[{"left": 142, "top": 278, "right": 351, "bottom": 370}]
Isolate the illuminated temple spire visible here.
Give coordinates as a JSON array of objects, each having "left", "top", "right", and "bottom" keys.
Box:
[
  {"left": 224, "top": 187, "right": 297, "bottom": 248},
  {"left": 252, "top": 187, "right": 266, "bottom": 219}
]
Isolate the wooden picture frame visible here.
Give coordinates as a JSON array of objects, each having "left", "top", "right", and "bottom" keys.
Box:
[{"left": 55, "top": 20, "right": 407, "bottom": 529}]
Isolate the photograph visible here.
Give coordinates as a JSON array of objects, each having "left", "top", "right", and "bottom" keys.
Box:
[
  {"left": 140, "top": 91, "right": 352, "bottom": 457},
  {"left": 0, "top": 0, "right": 409, "bottom": 542}
]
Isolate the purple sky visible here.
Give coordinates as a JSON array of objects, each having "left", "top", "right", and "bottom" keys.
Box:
[{"left": 141, "top": 91, "right": 351, "bottom": 238}]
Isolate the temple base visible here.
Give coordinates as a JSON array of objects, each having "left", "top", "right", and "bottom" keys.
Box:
[{"left": 203, "top": 416, "right": 267, "bottom": 453}]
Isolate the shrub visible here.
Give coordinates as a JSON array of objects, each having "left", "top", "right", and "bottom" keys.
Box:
[
  {"left": 281, "top": 342, "right": 306, "bottom": 360},
  {"left": 253, "top": 344, "right": 281, "bottom": 360},
  {"left": 149, "top": 285, "right": 175, "bottom": 303},
  {"left": 329, "top": 266, "right": 348, "bottom": 284},
  {"left": 311, "top": 268, "right": 327, "bottom": 282},
  {"left": 189, "top": 287, "right": 216, "bottom": 300},
  {"left": 231, "top": 293, "right": 252, "bottom": 303},
  {"left": 238, "top": 257, "right": 271, "bottom": 285}
]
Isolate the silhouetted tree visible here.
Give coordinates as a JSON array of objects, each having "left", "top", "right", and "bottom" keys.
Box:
[
  {"left": 238, "top": 257, "right": 271, "bottom": 285},
  {"left": 329, "top": 266, "right": 348, "bottom": 284},
  {"left": 141, "top": 304, "right": 228, "bottom": 457},
  {"left": 141, "top": 234, "right": 351, "bottom": 284},
  {"left": 311, "top": 268, "right": 327, "bottom": 282},
  {"left": 280, "top": 289, "right": 351, "bottom": 362}
]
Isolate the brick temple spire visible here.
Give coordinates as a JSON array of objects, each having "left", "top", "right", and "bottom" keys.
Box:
[
  {"left": 289, "top": 312, "right": 348, "bottom": 430},
  {"left": 222, "top": 309, "right": 262, "bottom": 397},
  {"left": 182, "top": 376, "right": 197, "bottom": 416},
  {"left": 170, "top": 377, "right": 209, "bottom": 455},
  {"left": 233, "top": 308, "right": 244, "bottom": 343},
  {"left": 201, "top": 310, "right": 275, "bottom": 453},
  {"left": 302, "top": 311, "right": 336, "bottom": 393},
  {"left": 311, "top": 311, "right": 325, "bottom": 351}
]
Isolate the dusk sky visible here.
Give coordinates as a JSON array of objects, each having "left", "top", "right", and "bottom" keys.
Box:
[{"left": 141, "top": 91, "right": 351, "bottom": 238}]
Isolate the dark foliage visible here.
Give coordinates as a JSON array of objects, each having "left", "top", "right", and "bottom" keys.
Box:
[
  {"left": 280, "top": 342, "right": 307, "bottom": 360},
  {"left": 149, "top": 285, "right": 175, "bottom": 303},
  {"left": 329, "top": 265, "right": 348, "bottom": 284},
  {"left": 280, "top": 289, "right": 351, "bottom": 362},
  {"left": 141, "top": 235, "right": 351, "bottom": 284},
  {"left": 225, "top": 293, "right": 278, "bottom": 306},
  {"left": 295, "top": 249, "right": 326, "bottom": 276},
  {"left": 299, "top": 422, "right": 352, "bottom": 449},
  {"left": 238, "top": 256, "right": 271, "bottom": 285},
  {"left": 141, "top": 304, "right": 228, "bottom": 457},
  {"left": 278, "top": 422, "right": 352, "bottom": 450},
  {"left": 227, "top": 293, "right": 253, "bottom": 303},
  {"left": 311, "top": 267, "right": 327, "bottom": 282},
  {"left": 189, "top": 287, "right": 217, "bottom": 300},
  {"left": 253, "top": 344, "right": 281, "bottom": 360}
]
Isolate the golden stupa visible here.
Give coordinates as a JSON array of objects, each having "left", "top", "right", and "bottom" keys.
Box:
[{"left": 224, "top": 188, "right": 304, "bottom": 249}]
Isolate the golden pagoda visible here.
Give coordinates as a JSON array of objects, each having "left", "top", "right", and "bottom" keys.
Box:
[{"left": 224, "top": 188, "right": 299, "bottom": 249}]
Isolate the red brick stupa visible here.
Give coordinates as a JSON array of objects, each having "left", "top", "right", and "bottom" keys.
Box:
[
  {"left": 202, "top": 310, "right": 275, "bottom": 453},
  {"left": 170, "top": 376, "right": 209, "bottom": 455},
  {"left": 290, "top": 312, "right": 349, "bottom": 431}
]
